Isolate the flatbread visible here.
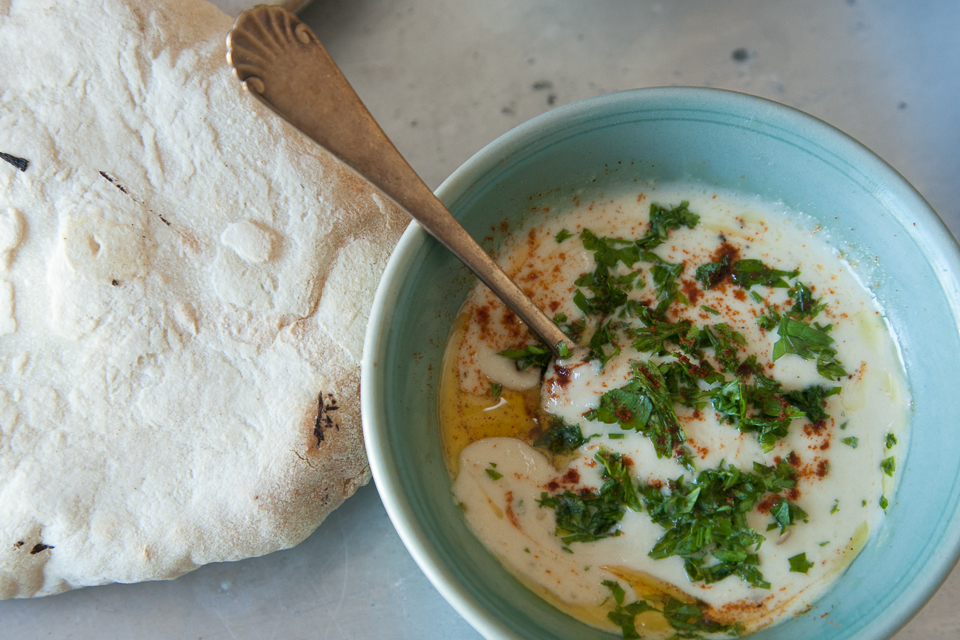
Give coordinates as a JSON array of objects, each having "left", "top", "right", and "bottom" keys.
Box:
[{"left": 0, "top": 0, "right": 407, "bottom": 598}]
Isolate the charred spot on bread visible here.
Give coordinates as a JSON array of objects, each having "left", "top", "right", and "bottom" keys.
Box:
[
  {"left": 98, "top": 170, "right": 129, "bottom": 194},
  {"left": 29, "top": 543, "right": 53, "bottom": 555},
  {"left": 313, "top": 392, "right": 340, "bottom": 448},
  {"left": 13, "top": 541, "right": 24, "bottom": 549},
  {"left": 0, "top": 152, "right": 29, "bottom": 172}
]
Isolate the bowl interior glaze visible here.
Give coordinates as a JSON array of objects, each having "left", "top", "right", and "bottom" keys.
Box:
[{"left": 362, "top": 88, "right": 960, "bottom": 640}]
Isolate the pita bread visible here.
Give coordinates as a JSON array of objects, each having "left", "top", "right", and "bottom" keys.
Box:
[{"left": 0, "top": 0, "right": 407, "bottom": 598}]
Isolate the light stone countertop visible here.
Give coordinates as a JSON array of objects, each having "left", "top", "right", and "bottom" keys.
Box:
[{"left": 3, "top": 0, "right": 959, "bottom": 638}]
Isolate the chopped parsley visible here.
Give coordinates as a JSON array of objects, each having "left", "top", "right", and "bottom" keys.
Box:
[
  {"left": 769, "top": 497, "right": 809, "bottom": 534},
  {"left": 537, "top": 449, "right": 640, "bottom": 544},
  {"left": 841, "top": 436, "right": 859, "bottom": 449},
  {"left": 643, "top": 251, "right": 689, "bottom": 310},
  {"left": 499, "top": 342, "right": 552, "bottom": 371},
  {"left": 788, "top": 552, "right": 814, "bottom": 574},
  {"left": 695, "top": 254, "right": 732, "bottom": 289},
  {"left": 701, "top": 323, "right": 747, "bottom": 372},
  {"left": 597, "top": 448, "right": 642, "bottom": 512},
  {"left": 783, "top": 385, "right": 841, "bottom": 424},
  {"left": 587, "top": 319, "right": 622, "bottom": 369},
  {"left": 602, "top": 580, "right": 739, "bottom": 639},
  {"left": 586, "top": 360, "right": 693, "bottom": 469},
  {"left": 882, "top": 456, "right": 896, "bottom": 477},
  {"left": 885, "top": 433, "right": 898, "bottom": 449},
  {"left": 731, "top": 259, "right": 799, "bottom": 289},
  {"left": 711, "top": 369, "right": 804, "bottom": 452},
  {"left": 533, "top": 418, "right": 592, "bottom": 454},
  {"left": 636, "top": 201, "right": 700, "bottom": 251},
  {"left": 537, "top": 489, "right": 623, "bottom": 545},
  {"left": 490, "top": 382, "right": 502, "bottom": 401},
  {"left": 629, "top": 316, "right": 697, "bottom": 356},
  {"left": 554, "top": 314, "right": 586, "bottom": 344},
  {"left": 641, "top": 460, "right": 801, "bottom": 589},
  {"left": 485, "top": 464, "right": 503, "bottom": 481},
  {"left": 772, "top": 317, "right": 848, "bottom": 380},
  {"left": 573, "top": 229, "right": 644, "bottom": 317},
  {"left": 789, "top": 282, "right": 827, "bottom": 319},
  {"left": 497, "top": 201, "right": 867, "bottom": 606},
  {"left": 756, "top": 307, "right": 782, "bottom": 331}
]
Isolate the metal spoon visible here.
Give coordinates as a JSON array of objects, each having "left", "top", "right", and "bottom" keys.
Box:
[{"left": 226, "top": 5, "right": 572, "bottom": 356}]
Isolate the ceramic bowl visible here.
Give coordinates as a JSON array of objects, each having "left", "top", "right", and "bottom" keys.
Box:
[{"left": 361, "top": 87, "right": 960, "bottom": 639}]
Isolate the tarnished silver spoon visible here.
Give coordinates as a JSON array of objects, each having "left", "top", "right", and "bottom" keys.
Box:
[{"left": 226, "top": 6, "right": 572, "bottom": 356}]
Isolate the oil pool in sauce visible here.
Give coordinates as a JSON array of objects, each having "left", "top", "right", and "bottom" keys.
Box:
[{"left": 439, "top": 184, "right": 909, "bottom": 638}]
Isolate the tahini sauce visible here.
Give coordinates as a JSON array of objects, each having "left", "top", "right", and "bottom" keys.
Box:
[{"left": 441, "top": 184, "right": 909, "bottom": 637}]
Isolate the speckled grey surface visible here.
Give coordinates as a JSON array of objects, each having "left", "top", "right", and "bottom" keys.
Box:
[{"left": 2, "top": 0, "right": 959, "bottom": 638}]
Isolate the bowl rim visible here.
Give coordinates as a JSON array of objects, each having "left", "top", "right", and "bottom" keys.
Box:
[{"left": 361, "top": 86, "right": 960, "bottom": 640}]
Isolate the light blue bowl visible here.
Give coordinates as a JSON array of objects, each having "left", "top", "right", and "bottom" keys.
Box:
[{"left": 362, "top": 87, "right": 960, "bottom": 639}]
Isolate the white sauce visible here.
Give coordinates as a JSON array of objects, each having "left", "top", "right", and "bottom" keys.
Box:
[{"left": 445, "top": 184, "right": 909, "bottom": 636}]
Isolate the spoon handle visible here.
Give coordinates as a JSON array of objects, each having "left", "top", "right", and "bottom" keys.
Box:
[{"left": 226, "top": 6, "right": 571, "bottom": 355}]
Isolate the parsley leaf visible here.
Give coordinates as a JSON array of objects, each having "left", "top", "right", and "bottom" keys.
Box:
[
  {"left": 586, "top": 361, "right": 693, "bottom": 469},
  {"left": 573, "top": 229, "right": 644, "bottom": 317},
  {"left": 555, "top": 228, "right": 573, "bottom": 243},
  {"left": 712, "top": 369, "right": 804, "bottom": 452},
  {"left": 659, "top": 357, "right": 722, "bottom": 409},
  {"left": 789, "top": 282, "right": 827, "bottom": 319},
  {"left": 772, "top": 317, "right": 848, "bottom": 380},
  {"left": 772, "top": 317, "right": 834, "bottom": 360},
  {"left": 757, "top": 307, "right": 782, "bottom": 331},
  {"left": 636, "top": 201, "right": 700, "bottom": 251},
  {"left": 499, "top": 342, "right": 552, "bottom": 371},
  {"left": 885, "top": 433, "right": 897, "bottom": 449},
  {"left": 629, "top": 317, "right": 697, "bottom": 356},
  {"left": 695, "top": 254, "right": 732, "bottom": 289},
  {"left": 596, "top": 448, "right": 642, "bottom": 513},
  {"left": 485, "top": 464, "right": 503, "bottom": 481},
  {"left": 533, "top": 417, "right": 590, "bottom": 454},
  {"left": 817, "top": 348, "right": 848, "bottom": 380},
  {"left": 537, "top": 449, "right": 640, "bottom": 544},
  {"left": 783, "top": 385, "right": 841, "bottom": 423},
  {"left": 587, "top": 319, "right": 622, "bottom": 369},
  {"left": 769, "top": 497, "right": 809, "bottom": 534},
  {"left": 731, "top": 259, "right": 799, "bottom": 289},
  {"left": 642, "top": 251, "right": 688, "bottom": 309},
  {"left": 788, "top": 553, "right": 814, "bottom": 573},
  {"left": 841, "top": 436, "right": 859, "bottom": 448},
  {"left": 882, "top": 456, "right": 896, "bottom": 477},
  {"left": 701, "top": 323, "right": 747, "bottom": 373},
  {"left": 554, "top": 313, "right": 586, "bottom": 343},
  {"left": 537, "top": 489, "right": 622, "bottom": 545}
]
